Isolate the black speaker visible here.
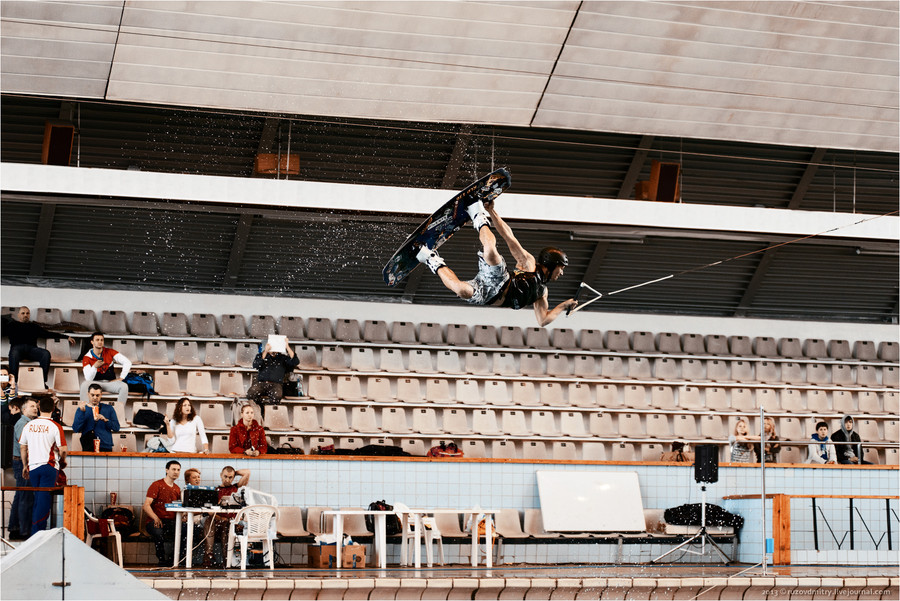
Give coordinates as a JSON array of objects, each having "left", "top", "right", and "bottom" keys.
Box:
[{"left": 694, "top": 444, "right": 719, "bottom": 483}]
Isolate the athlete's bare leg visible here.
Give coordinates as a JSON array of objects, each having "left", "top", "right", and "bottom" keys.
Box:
[{"left": 417, "top": 200, "right": 498, "bottom": 300}]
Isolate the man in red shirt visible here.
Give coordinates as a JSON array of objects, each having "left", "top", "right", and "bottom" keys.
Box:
[
  {"left": 202, "top": 466, "right": 250, "bottom": 567},
  {"left": 143, "top": 460, "right": 181, "bottom": 566},
  {"left": 229, "top": 404, "right": 268, "bottom": 456}
]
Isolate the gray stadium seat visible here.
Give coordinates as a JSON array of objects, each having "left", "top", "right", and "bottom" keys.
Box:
[
  {"left": 379, "top": 348, "right": 406, "bottom": 372},
  {"left": 803, "top": 338, "right": 827, "bottom": 359},
  {"left": 131, "top": 311, "right": 160, "bottom": 336},
  {"left": 631, "top": 331, "right": 655, "bottom": 352},
  {"left": 499, "top": 326, "right": 524, "bottom": 347},
  {"left": 878, "top": 341, "right": 899, "bottom": 361},
  {"left": 335, "top": 318, "right": 361, "bottom": 342},
  {"left": 472, "top": 324, "right": 499, "bottom": 347},
  {"left": 418, "top": 323, "right": 443, "bottom": 345},
  {"left": 306, "top": 317, "right": 334, "bottom": 341},
  {"left": 220, "top": 314, "right": 248, "bottom": 338},
  {"left": 579, "top": 329, "right": 604, "bottom": 350},
  {"left": 777, "top": 338, "right": 803, "bottom": 358},
  {"left": 100, "top": 310, "right": 129, "bottom": 335},
  {"left": 278, "top": 316, "right": 305, "bottom": 339},
  {"left": 605, "top": 330, "right": 630, "bottom": 352},
  {"left": 828, "top": 340, "right": 852, "bottom": 359},
  {"left": 657, "top": 332, "right": 681, "bottom": 354},
  {"left": 249, "top": 315, "right": 276, "bottom": 338},
  {"left": 524, "top": 327, "right": 551, "bottom": 349},
  {"left": 546, "top": 354, "right": 572, "bottom": 377},
  {"left": 681, "top": 333, "right": 705, "bottom": 354},
  {"left": 190, "top": 313, "right": 217, "bottom": 337},
  {"left": 551, "top": 328, "right": 578, "bottom": 350},
  {"left": 572, "top": 355, "right": 599, "bottom": 377},
  {"left": 362, "top": 320, "right": 390, "bottom": 343},
  {"left": 729, "top": 336, "right": 752, "bottom": 356},
  {"left": 446, "top": 324, "right": 471, "bottom": 346},
  {"left": 390, "top": 321, "right": 417, "bottom": 344}
]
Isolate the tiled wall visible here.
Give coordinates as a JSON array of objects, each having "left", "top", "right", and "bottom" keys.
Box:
[{"left": 68, "top": 455, "right": 898, "bottom": 565}]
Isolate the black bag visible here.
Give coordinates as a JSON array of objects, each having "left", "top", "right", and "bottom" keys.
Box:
[
  {"left": 366, "top": 500, "right": 402, "bottom": 536},
  {"left": 664, "top": 503, "right": 744, "bottom": 531},
  {"left": 132, "top": 409, "right": 166, "bottom": 433},
  {"left": 101, "top": 506, "right": 137, "bottom": 536},
  {"left": 353, "top": 444, "right": 411, "bottom": 457}
]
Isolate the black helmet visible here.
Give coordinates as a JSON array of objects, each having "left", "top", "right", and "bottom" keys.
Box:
[{"left": 537, "top": 247, "right": 568, "bottom": 272}]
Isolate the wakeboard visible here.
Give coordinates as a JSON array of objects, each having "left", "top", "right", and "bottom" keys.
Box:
[{"left": 382, "top": 167, "right": 512, "bottom": 287}]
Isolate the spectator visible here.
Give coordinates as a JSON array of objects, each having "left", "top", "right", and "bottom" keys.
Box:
[
  {"left": 831, "top": 415, "right": 871, "bottom": 465},
  {"left": 756, "top": 416, "right": 781, "bottom": 463},
  {"left": 181, "top": 466, "right": 205, "bottom": 561},
  {"left": 1, "top": 364, "right": 18, "bottom": 403},
  {"left": 729, "top": 419, "right": 758, "bottom": 463},
  {"left": 229, "top": 403, "right": 268, "bottom": 456},
  {"left": 1, "top": 365, "right": 19, "bottom": 469},
  {"left": 19, "top": 394, "right": 67, "bottom": 535},
  {"left": 202, "top": 466, "right": 250, "bottom": 567},
  {"left": 7, "top": 396, "right": 33, "bottom": 540},
  {"left": 80, "top": 332, "right": 132, "bottom": 405},
  {"left": 247, "top": 340, "right": 299, "bottom": 416},
  {"left": 165, "top": 398, "right": 209, "bottom": 454},
  {"left": 807, "top": 421, "right": 837, "bottom": 464},
  {"left": 1, "top": 306, "right": 75, "bottom": 386},
  {"left": 143, "top": 460, "right": 182, "bottom": 566},
  {"left": 72, "top": 383, "right": 121, "bottom": 452}
]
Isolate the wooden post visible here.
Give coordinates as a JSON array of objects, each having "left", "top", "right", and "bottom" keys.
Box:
[
  {"left": 63, "top": 486, "right": 85, "bottom": 540},
  {"left": 772, "top": 494, "right": 791, "bottom": 564}
]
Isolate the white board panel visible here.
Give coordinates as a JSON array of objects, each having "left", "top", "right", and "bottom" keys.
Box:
[{"left": 536, "top": 470, "right": 645, "bottom": 532}]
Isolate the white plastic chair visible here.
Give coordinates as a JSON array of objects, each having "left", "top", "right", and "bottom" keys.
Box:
[
  {"left": 84, "top": 509, "right": 123, "bottom": 567},
  {"left": 394, "top": 502, "right": 444, "bottom": 567},
  {"left": 226, "top": 504, "right": 278, "bottom": 570}
]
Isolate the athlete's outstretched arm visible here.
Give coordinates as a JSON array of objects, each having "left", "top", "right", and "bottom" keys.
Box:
[
  {"left": 533, "top": 290, "right": 578, "bottom": 327},
  {"left": 485, "top": 203, "right": 534, "bottom": 271}
]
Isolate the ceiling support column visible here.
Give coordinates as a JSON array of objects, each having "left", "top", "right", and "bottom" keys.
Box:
[{"left": 617, "top": 135, "right": 655, "bottom": 200}]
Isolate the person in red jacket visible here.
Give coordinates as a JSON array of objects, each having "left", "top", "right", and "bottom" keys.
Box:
[{"left": 228, "top": 404, "right": 268, "bottom": 456}]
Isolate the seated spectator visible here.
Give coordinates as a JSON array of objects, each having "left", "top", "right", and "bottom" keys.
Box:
[
  {"left": 203, "top": 466, "right": 250, "bottom": 567},
  {"left": 229, "top": 403, "right": 268, "bottom": 456},
  {"left": 19, "top": 394, "right": 67, "bottom": 535},
  {"left": 756, "top": 416, "right": 781, "bottom": 463},
  {"left": 165, "top": 398, "right": 209, "bottom": 454},
  {"left": 807, "top": 421, "right": 837, "bottom": 464},
  {"left": 143, "top": 460, "right": 182, "bottom": 566},
  {"left": 80, "top": 332, "right": 132, "bottom": 405},
  {"left": 1, "top": 306, "right": 75, "bottom": 386},
  {"left": 247, "top": 340, "right": 299, "bottom": 416},
  {"left": 831, "top": 415, "right": 871, "bottom": 465},
  {"left": 72, "top": 383, "right": 121, "bottom": 452},
  {"left": 729, "top": 419, "right": 758, "bottom": 463},
  {"left": 181, "top": 467, "right": 205, "bottom": 561}
]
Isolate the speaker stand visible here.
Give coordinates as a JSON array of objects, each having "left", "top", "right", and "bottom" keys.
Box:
[{"left": 652, "top": 485, "right": 732, "bottom": 564}]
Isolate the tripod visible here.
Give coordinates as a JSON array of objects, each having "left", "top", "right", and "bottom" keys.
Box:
[{"left": 652, "top": 484, "right": 732, "bottom": 564}]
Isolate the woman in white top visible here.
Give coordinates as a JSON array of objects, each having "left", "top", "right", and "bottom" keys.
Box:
[{"left": 166, "top": 397, "right": 209, "bottom": 454}]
